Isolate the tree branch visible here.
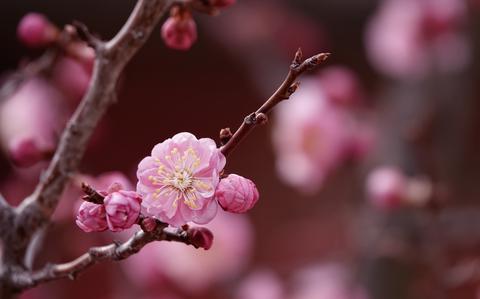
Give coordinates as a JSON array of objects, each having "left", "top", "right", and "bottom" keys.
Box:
[
  {"left": 12, "top": 0, "right": 174, "bottom": 261},
  {"left": 220, "top": 49, "right": 330, "bottom": 157},
  {"left": 11, "top": 224, "right": 201, "bottom": 289},
  {"left": 0, "top": 194, "right": 14, "bottom": 238}
]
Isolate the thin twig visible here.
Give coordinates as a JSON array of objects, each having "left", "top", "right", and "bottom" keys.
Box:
[
  {"left": 10, "top": 223, "right": 202, "bottom": 289},
  {"left": 220, "top": 49, "right": 330, "bottom": 157}
]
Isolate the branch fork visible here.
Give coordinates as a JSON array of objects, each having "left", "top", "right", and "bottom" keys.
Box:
[{"left": 0, "top": 1, "right": 329, "bottom": 296}]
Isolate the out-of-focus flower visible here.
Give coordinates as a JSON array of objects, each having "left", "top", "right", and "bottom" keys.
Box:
[
  {"left": 122, "top": 210, "right": 253, "bottom": 293},
  {"left": 52, "top": 56, "right": 92, "bottom": 104},
  {"left": 291, "top": 263, "right": 368, "bottom": 299},
  {"left": 161, "top": 10, "right": 197, "bottom": 51},
  {"left": 104, "top": 190, "right": 142, "bottom": 232},
  {"left": 366, "top": 166, "right": 407, "bottom": 210},
  {"left": 215, "top": 174, "right": 259, "bottom": 214},
  {"left": 76, "top": 201, "right": 108, "bottom": 233},
  {"left": 404, "top": 175, "right": 433, "bottom": 207},
  {"left": 236, "top": 269, "right": 285, "bottom": 299},
  {"left": 316, "top": 66, "right": 364, "bottom": 107},
  {"left": 137, "top": 132, "right": 226, "bottom": 227},
  {"left": 17, "top": 12, "right": 58, "bottom": 48},
  {"left": 365, "top": 0, "right": 469, "bottom": 79},
  {"left": 0, "top": 78, "right": 64, "bottom": 167},
  {"left": 272, "top": 77, "right": 372, "bottom": 193}
]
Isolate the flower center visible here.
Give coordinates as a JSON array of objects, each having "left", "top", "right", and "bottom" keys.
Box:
[{"left": 169, "top": 169, "right": 193, "bottom": 192}]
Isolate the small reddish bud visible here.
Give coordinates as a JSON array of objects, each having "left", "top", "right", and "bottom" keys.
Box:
[
  {"left": 76, "top": 201, "right": 108, "bottom": 233},
  {"left": 255, "top": 113, "right": 268, "bottom": 125},
  {"left": 161, "top": 10, "right": 197, "bottom": 51},
  {"left": 215, "top": 174, "right": 259, "bottom": 214},
  {"left": 17, "top": 13, "right": 58, "bottom": 48},
  {"left": 220, "top": 127, "right": 233, "bottom": 145},
  {"left": 140, "top": 217, "right": 158, "bottom": 232},
  {"left": 187, "top": 226, "right": 214, "bottom": 250}
]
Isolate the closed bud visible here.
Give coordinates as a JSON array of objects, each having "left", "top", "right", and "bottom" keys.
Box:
[
  {"left": 17, "top": 13, "right": 58, "bottom": 48},
  {"left": 215, "top": 174, "right": 259, "bottom": 214},
  {"left": 187, "top": 226, "right": 214, "bottom": 250},
  {"left": 161, "top": 10, "right": 197, "bottom": 51},
  {"left": 104, "top": 190, "right": 142, "bottom": 232},
  {"left": 76, "top": 201, "right": 108, "bottom": 233}
]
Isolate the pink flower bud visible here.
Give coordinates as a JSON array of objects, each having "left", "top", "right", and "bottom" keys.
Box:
[
  {"left": 17, "top": 13, "right": 58, "bottom": 48},
  {"left": 211, "top": 0, "right": 236, "bottom": 8},
  {"left": 215, "top": 174, "right": 259, "bottom": 214},
  {"left": 104, "top": 191, "right": 142, "bottom": 232},
  {"left": 187, "top": 227, "right": 214, "bottom": 250},
  {"left": 366, "top": 166, "right": 407, "bottom": 210},
  {"left": 76, "top": 201, "right": 108, "bottom": 232},
  {"left": 161, "top": 13, "right": 197, "bottom": 51}
]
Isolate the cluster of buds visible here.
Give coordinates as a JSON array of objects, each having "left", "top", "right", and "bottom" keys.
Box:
[
  {"left": 160, "top": 0, "right": 236, "bottom": 50},
  {"left": 77, "top": 132, "right": 260, "bottom": 234},
  {"left": 76, "top": 183, "right": 142, "bottom": 232}
]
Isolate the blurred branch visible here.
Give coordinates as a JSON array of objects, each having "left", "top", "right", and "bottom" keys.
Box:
[
  {"left": 0, "top": 194, "right": 13, "bottom": 237},
  {"left": 0, "top": 49, "right": 59, "bottom": 102},
  {"left": 11, "top": 0, "right": 174, "bottom": 261},
  {"left": 0, "top": 1, "right": 175, "bottom": 297},
  {"left": 220, "top": 49, "right": 330, "bottom": 157},
  {"left": 11, "top": 223, "right": 204, "bottom": 289}
]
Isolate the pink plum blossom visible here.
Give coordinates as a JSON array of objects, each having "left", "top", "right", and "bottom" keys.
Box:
[
  {"left": 122, "top": 210, "right": 253, "bottom": 293},
  {"left": 215, "top": 174, "right": 259, "bottom": 213},
  {"left": 161, "top": 11, "right": 197, "bottom": 51},
  {"left": 365, "top": 0, "right": 470, "bottom": 79},
  {"left": 17, "top": 12, "right": 58, "bottom": 48},
  {"left": 0, "top": 78, "right": 64, "bottom": 167},
  {"left": 104, "top": 190, "right": 142, "bottom": 232},
  {"left": 137, "top": 132, "right": 226, "bottom": 227},
  {"left": 76, "top": 201, "right": 108, "bottom": 233},
  {"left": 366, "top": 166, "right": 407, "bottom": 210}
]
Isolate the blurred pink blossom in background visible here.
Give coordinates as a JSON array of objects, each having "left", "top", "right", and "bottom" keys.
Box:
[
  {"left": 365, "top": 0, "right": 470, "bottom": 79},
  {"left": 272, "top": 72, "right": 373, "bottom": 193},
  {"left": 0, "top": 78, "right": 64, "bottom": 167},
  {"left": 290, "top": 263, "right": 367, "bottom": 299},
  {"left": 235, "top": 269, "right": 285, "bottom": 299},
  {"left": 122, "top": 210, "right": 253, "bottom": 294}
]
